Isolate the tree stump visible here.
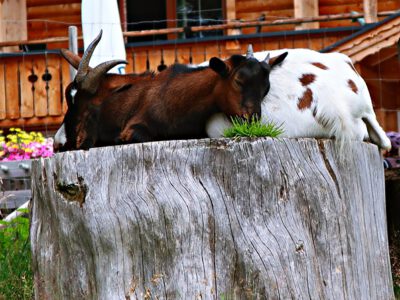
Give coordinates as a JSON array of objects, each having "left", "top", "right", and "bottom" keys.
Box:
[{"left": 30, "top": 138, "right": 394, "bottom": 299}]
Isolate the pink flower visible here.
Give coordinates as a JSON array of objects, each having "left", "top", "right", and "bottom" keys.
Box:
[{"left": 0, "top": 129, "right": 54, "bottom": 161}]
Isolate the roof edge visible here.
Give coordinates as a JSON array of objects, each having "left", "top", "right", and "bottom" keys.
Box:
[{"left": 320, "top": 11, "right": 400, "bottom": 53}]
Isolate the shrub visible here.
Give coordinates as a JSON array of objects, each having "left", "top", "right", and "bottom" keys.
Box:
[{"left": 223, "top": 116, "right": 284, "bottom": 138}]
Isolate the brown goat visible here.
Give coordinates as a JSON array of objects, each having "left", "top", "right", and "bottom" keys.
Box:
[{"left": 55, "top": 31, "right": 287, "bottom": 151}]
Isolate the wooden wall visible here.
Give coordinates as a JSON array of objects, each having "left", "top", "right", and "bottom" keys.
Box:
[
  {"left": 22, "top": 0, "right": 400, "bottom": 47},
  {"left": 0, "top": 0, "right": 27, "bottom": 52},
  {"left": 236, "top": 0, "right": 399, "bottom": 34},
  {"left": 360, "top": 46, "right": 400, "bottom": 132},
  {"left": 26, "top": 0, "right": 82, "bottom": 49}
]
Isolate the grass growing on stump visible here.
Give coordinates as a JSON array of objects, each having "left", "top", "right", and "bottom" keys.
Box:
[{"left": 223, "top": 116, "right": 284, "bottom": 138}]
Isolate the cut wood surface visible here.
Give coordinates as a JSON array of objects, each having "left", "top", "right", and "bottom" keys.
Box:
[{"left": 30, "top": 138, "right": 394, "bottom": 299}]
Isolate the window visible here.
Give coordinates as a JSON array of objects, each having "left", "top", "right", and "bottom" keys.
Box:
[
  {"left": 177, "top": 0, "right": 223, "bottom": 38},
  {"left": 125, "top": 0, "right": 223, "bottom": 43}
]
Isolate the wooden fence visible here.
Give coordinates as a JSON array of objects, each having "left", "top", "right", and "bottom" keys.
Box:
[{"left": 0, "top": 160, "right": 31, "bottom": 212}]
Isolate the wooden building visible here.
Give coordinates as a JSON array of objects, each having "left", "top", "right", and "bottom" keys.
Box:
[{"left": 0, "top": 0, "right": 399, "bottom": 133}]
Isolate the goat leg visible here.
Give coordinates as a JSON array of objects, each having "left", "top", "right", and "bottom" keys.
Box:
[{"left": 119, "top": 123, "right": 153, "bottom": 144}]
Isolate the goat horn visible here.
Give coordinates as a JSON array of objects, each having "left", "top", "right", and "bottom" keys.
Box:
[
  {"left": 60, "top": 48, "right": 85, "bottom": 70},
  {"left": 81, "top": 60, "right": 128, "bottom": 94},
  {"left": 75, "top": 29, "right": 103, "bottom": 86},
  {"left": 246, "top": 44, "right": 254, "bottom": 58},
  {"left": 264, "top": 53, "right": 271, "bottom": 64}
]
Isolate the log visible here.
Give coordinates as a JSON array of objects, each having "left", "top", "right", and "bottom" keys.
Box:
[{"left": 30, "top": 138, "right": 394, "bottom": 299}]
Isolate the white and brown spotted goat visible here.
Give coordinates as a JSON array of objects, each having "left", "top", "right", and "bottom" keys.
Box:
[{"left": 206, "top": 48, "right": 391, "bottom": 150}]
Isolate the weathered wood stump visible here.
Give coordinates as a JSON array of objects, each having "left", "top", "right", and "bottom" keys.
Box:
[{"left": 30, "top": 138, "right": 394, "bottom": 299}]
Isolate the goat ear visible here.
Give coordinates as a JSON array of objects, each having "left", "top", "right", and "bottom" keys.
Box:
[
  {"left": 269, "top": 52, "right": 288, "bottom": 69},
  {"left": 209, "top": 57, "right": 229, "bottom": 78},
  {"left": 60, "top": 49, "right": 81, "bottom": 70}
]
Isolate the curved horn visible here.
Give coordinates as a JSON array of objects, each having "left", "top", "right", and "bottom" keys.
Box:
[
  {"left": 246, "top": 44, "right": 254, "bottom": 58},
  {"left": 264, "top": 53, "right": 271, "bottom": 64},
  {"left": 81, "top": 60, "right": 128, "bottom": 94},
  {"left": 60, "top": 48, "right": 83, "bottom": 70},
  {"left": 75, "top": 30, "right": 103, "bottom": 86}
]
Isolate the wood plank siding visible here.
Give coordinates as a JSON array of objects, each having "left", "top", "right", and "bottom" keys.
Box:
[
  {"left": 26, "top": 0, "right": 82, "bottom": 50},
  {"left": 21, "top": 0, "right": 399, "bottom": 49},
  {"left": 236, "top": 0, "right": 399, "bottom": 34}
]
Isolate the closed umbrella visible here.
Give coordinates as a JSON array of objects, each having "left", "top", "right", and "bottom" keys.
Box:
[{"left": 81, "top": 0, "right": 126, "bottom": 74}]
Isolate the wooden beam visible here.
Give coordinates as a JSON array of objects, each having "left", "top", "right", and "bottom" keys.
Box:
[
  {"left": 0, "top": 116, "right": 64, "bottom": 131},
  {"left": 0, "top": 0, "right": 27, "bottom": 53},
  {"left": 166, "top": 0, "right": 177, "bottom": 40},
  {"left": 226, "top": 0, "right": 236, "bottom": 22},
  {"left": 26, "top": 0, "right": 80, "bottom": 6},
  {"left": 118, "top": 0, "right": 127, "bottom": 32},
  {"left": 294, "top": 0, "right": 319, "bottom": 30},
  {"left": 225, "top": 0, "right": 241, "bottom": 50},
  {"left": 363, "top": 0, "right": 378, "bottom": 23},
  {"left": 237, "top": 0, "right": 293, "bottom": 13}
]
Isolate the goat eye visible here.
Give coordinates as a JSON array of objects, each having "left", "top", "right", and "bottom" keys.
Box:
[{"left": 234, "top": 79, "right": 243, "bottom": 88}]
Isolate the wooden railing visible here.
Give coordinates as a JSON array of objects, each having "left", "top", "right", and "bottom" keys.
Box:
[{"left": 0, "top": 52, "right": 68, "bottom": 130}]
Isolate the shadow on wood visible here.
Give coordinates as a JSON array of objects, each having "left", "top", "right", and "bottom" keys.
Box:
[{"left": 30, "top": 138, "right": 394, "bottom": 299}]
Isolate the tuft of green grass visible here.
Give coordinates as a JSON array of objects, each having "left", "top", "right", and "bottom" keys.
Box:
[
  {"left": 0, "top": 210, "right": 33, "bottom": 300},
  {"left": 223, "top": 116, "right": 284, "bottom": 138}
]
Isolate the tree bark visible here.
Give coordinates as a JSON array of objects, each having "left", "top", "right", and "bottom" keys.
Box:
[{"left": 30, "top": 138, "right": 394, "bottom": 299}]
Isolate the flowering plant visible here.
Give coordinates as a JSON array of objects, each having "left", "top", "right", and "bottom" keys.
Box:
[{"left": 0, "top": 128, "right": 53, "bottom": 161}]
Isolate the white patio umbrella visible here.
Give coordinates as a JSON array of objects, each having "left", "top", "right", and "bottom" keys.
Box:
[{"left": 81, "top": 0, "right": 126, "bottom": 74}]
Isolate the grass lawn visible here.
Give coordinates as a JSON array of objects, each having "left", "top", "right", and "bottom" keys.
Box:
[{"left": 0, "top": 212, "right": 33, "bottom": 300}]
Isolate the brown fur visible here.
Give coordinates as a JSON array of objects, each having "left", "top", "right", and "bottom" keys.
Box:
[
  {"left": 298, "top": 88, "right": 313, "bottom": 110},
  {"left": 311, "top": 62, "right": 328, "bottom": 70},
  {"left": 299, "top": 74, "right": 316, "bottom": 86},
  {"left": 348, "top": 79, "right": 358, "bottom": 94}
]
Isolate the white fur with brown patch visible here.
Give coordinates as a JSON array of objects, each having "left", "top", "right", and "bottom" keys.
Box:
[{"left": 205, "top": 48, "right": 391, "bottom": 150}]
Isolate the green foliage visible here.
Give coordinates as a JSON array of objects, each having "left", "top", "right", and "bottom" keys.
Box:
[
  {"left": 223, "top": 116, "right": 284, "bottom": 138},
  {"left": 0, "top": 214, "right": 33, "bottom": 299},
  {"left": 394, "top": 282, "right": 400, "bottom": 300}
]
